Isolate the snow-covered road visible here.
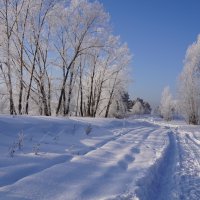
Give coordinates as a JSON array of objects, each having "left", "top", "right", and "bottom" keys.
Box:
[{"left": 0, "top": 116, "right": 199, "bottom": 199}]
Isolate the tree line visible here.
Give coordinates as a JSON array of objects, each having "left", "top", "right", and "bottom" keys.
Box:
[{"left": 0, "top": 0, "right": 131, "bottom": 117}]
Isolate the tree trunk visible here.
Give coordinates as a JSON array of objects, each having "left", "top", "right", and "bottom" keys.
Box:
[
  {"left": 105, "top": 73, "right": 118, "bottom": 118},
  {"left": 66, "top": 70, "right": 74, "bottom": 115},
  {"left": 56, "top": 50, "right": 80, "bottom": 115}
]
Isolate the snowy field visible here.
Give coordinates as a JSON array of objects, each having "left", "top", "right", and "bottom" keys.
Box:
[{"left": 0, "top": 115, "right": 199, "bottom": 200}]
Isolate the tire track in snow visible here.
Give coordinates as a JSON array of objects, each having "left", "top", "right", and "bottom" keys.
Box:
[
  {"left": 178, "top": 132, "right": 200, "bottom": 200},
  {"left": 73, "top": 126, "right": 153, "bottom": 159},
  {"left": 186, "top": 133, "right": 200, "bottom": 149},
  {"left": 0, "top": 125, "right": 157, "bottom": 200},
  {"left": 79, "top": 127, "right": 161, "bottom": 199},
  {"left": 0, "top": 126, "right": 149, "bottom": 189},
  {"left": 186, "top": 135, "right": 200, "bottom": 167},
  {"left": 135, "top": 131, "right": 179, "bottom": 200}
]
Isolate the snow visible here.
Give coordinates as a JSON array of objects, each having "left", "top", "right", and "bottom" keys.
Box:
[{"left": 0, "top": 115, "right": 200, "bottom": 199}]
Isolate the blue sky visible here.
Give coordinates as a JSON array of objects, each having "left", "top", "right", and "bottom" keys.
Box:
[{"left": 98, "top": 0, "right": 200, "bottom": 107}]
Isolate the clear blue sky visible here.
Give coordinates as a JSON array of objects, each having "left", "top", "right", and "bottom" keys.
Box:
[{"left": 98, "top": 0, "right": 200, "bottom": 107}]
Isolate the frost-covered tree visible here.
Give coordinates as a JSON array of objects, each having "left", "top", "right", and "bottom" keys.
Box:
[
  {"left": 0, "top": 0, "right": 132, "bottom": 117},
  {"left": 131, "top": 98, "right": 151, "bottom": 115},
  {"left": 178, "top": 35, "right": 200, "bottom": 124},
  {"left": 0, "top": 0, "right": 18, "bottom": 115},
  {"left": 160, "top": 86, "right": 173, "bottom": 121},
  {"left": 131, "top": 101, "right": 144, "bottom": 115},
  {"left": 51, "top": 0, "right": 110, "bottom": 116}
]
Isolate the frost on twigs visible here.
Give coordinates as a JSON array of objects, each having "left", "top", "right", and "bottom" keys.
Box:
[
  {"left": 85, "top": 124, "right": 92, "bottom": 135},
  {"left": 17, "top": 131, "right": 24, "bottom": 150},
  {"left": 8, "top": 130, "right": 24, "bottom": 157},
  {"left": 33, "top": 143, "right": 40, "bottom": 155},
  {"left": 8, "top": 142, "right": 17, "bottom": 157}
]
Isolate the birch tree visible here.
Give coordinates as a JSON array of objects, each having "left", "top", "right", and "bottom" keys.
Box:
[
  {"left": 0, "top": 0, "right": 19, "bottom": 114},
  {"left": 52, "top": 0, "right": 109, "bottom": 115},
  {"left": 178, "top": 35, "right": 200, "bottom": 124}
]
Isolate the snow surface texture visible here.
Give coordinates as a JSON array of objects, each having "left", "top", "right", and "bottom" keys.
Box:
[{"left": 0, "top": 115, "right": 199, "bottom": 200}]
